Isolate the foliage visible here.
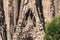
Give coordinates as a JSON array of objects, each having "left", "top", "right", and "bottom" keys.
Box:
[{"left": 45, "top": 15, "right": 60, "bottom": 40}]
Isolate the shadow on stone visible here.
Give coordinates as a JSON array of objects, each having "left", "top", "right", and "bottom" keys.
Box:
[{"left": 26, "top": 36, "right": 33, "bottom": 40}]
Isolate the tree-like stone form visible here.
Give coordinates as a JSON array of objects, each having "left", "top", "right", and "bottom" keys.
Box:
[
  {"left": 3, "top": 0, "right": 14, "bottom": 40},
  {"left": 3, "top": 0, "right": 45, "bottom": 40},
  {"left": 13, "top": 0, "right": 45, "bottom": 40}
]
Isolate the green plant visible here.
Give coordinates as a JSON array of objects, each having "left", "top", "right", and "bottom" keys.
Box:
[{"left": 45, "top": 15, "right": 60, "bottom": 40}]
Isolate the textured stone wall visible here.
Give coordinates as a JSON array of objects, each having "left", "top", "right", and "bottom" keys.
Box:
[
  {"left": 0, "top": 0, "right": 60, "bottom": 40},
  {"left": 42, "top": 0, "right": 51, "bottom": 22},
  {"left": 42, "top": 0, "right": 60, "bottom": 23}
]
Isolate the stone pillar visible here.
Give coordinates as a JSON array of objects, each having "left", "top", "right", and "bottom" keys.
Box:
[
  {"left": 3, "top": 0, "right": 13, "bottom": 40},
  {"left": 42, "top": 0, "right": 51, "bottom": 22}
]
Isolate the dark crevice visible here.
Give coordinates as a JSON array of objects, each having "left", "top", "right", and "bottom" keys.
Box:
[
  {"left": 33, "top": 17, "right": 36, "bottom": 27},
  {"left": 16, "top": 0, "right": 21, "bottom": 25},
  {"left": 26, "top": 36, "right": 33, "bottom": 40},
  {"left": 21, "top": 9, "right": 33, "bottom": 28},
  {"left": 24, "top": 0, "right": 29, "bottom": 5},
  {"left": 50, "top": 0, "right": 55, "bottom": 17},
  {"left": 0, "top": 0, "right": 7, "bottom": 40},
  {"left": 18, "top": 0, "right": 21, "bottom": 16},
  {"left": 25, "top": 9, "right": 30, "bottom": 20},
  {"left": 23, "top": 34, "right": 33, "bottom": 40},
  {"left": 25, "top": 9, "right": 33, "bottom": 20},
  {"left": 0, "top": 0, "right": 5, "bottom": 26},
  {"left": 3, "top": 24, "right": 7, "bottom": 40},
  {"left": 35, "top": 0, "right": 45, "bottom": 28}
]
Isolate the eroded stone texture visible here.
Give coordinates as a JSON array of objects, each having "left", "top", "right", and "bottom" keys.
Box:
[
  {"left": 42, "top": 0, "right": 60, "bottom": 23},
  {"left": 1, "top": 0, "right": 60, "bottom": 40},
  {"left": 14, "top": 0, "right": 45, "bottom": 40},
  {"left": 55, "top": 0, "right": 60, "bottom": 15},
  {"left": 42, "top": 0, "right": 51, "bottom": 22}
]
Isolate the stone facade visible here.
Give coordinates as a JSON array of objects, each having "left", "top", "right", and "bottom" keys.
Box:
[{"left": 0, "top": 0, "right": 60, "bottom": 40}]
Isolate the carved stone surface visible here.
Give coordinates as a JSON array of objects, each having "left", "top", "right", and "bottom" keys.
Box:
[{"left": 0, "top": 0, "right": 60, "bottom": 40}]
